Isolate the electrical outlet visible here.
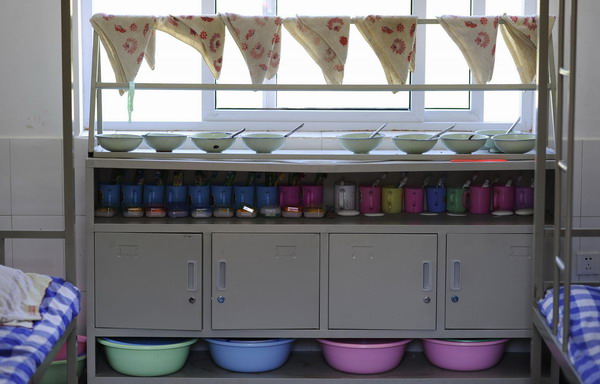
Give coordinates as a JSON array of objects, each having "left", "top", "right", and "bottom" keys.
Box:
[{"left": 577, "top": 252, "right": 600, "bottom": 275}]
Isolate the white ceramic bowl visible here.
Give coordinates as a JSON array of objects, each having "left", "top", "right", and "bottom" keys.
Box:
[
  {"left": 143, "top": 133, "right": 187, "bottom": 152},
  {"left": 475, "top": 129, "right": 507, "bottom": 151},
  {"left": 241, "top": 133, "right": 286, "bottom": 153},
  {"left": 337, "top": 133, "right": 383, "bottom": 154},
  {"left": 491, "top": 133, "right": 536, "bottom": 154},
  {"left": 96, "top": 134, "right": 143, "bottom": 152},
  {"left": 392, "top": 133, "right": 437, "bottom": 154},
  {"left": 191, "top": 132, "right": 235, "bottom": 153},
  {"left": 440, "top": 133, "right": 487, "bottom": 154}
]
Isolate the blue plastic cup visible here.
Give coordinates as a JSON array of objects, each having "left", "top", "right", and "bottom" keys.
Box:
[{"left": 98, "top": 184, "right": 121, "bottom": 208}]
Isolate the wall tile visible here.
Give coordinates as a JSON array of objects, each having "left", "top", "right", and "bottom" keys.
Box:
[
  {"left": 581, "top": 140, "right": 600, "bottom": 216},
  {"left": 11, "top": 215, "right": 65, "bottom": 277},
  {"left": 10, "top": 138, "right": 63, "bottom": 216},
  {"left": 0, "top": 140, "right": 10, "bottom": 215}
]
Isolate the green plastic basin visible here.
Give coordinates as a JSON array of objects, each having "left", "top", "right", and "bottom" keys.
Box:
[{"left": 98, "top": 338, "right": 197, "bottom": 377}]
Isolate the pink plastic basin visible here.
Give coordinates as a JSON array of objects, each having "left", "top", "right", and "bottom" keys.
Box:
[
  {"left": 422, "top": 338, "right": 509, "bottom": 371},
  {"left": 317, "top": 339, "right": 412, "bottom": 374},
  {"left": 54, "top": 335, "right": 87, "bottom": 361}
]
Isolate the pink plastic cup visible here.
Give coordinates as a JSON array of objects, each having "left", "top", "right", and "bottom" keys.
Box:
[
  {"left": 404, "top": 187, "right": 424, "bottom": 213},
  {"left": 463, "top": 186, "right": 491, "bottom": 214},
  {"left": 359, "top": 185, "right": 382, "bottom": 214},
  {"left": 279, "top": 185, "right": 301, "bottom": 207},
  {"left": 302, "top": 185, "right": 323, "bottom": 208},
  {"left": 492, "top": 185, "right": 515, "bottom": 211}
]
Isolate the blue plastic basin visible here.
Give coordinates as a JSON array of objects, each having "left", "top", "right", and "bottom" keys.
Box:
[{"left": 204, "top": 338, "right": 295, "bottom": 373}]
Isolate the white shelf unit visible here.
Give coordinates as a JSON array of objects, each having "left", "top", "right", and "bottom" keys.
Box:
[{"left": 86, "top": 13, "right": 554, "bottom": 384}]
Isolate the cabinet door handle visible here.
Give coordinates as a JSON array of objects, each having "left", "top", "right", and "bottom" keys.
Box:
[
  {"left": 217, "top": 260, "right": 227, "bottom": 291},
  {"left": 450, "top": 259, "right": 461, "bottom": 291},
  {"left": 187, "top": 261, "right": 197, "bottom": 291},
  {"left": 422, "top": 261, "right": 432, "bottom": 292}
]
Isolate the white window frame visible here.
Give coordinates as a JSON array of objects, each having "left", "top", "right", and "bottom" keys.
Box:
[{"left": 79, "top": 0, "right": 537, "bottom": 133}]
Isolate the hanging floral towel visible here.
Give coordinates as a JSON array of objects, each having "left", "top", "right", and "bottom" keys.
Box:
[
  {"left": 501, "top": 14, "right": 556, "bottom": 84},
  {"left": 90, "top": 14, "right": 156, "bottom": 95},
  {"left": 157, "top": 15, "right": 225, "bottom": 79},
  {"left": 283, "top": 16, "right": 351, "bottom": 85},
  {"left": 222, "top": 13, "right": 282, "bottom": 85},
  {"left": 437, "top": 15, "right": 500, "bottom": 84},
  {"left": 354, "top": 15, "right": 418, "bottom": 86}
]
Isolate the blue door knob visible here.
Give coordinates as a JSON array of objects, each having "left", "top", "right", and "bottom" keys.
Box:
[
  {"left": 451, "top": 295, "right": 459, "bottom": 303},
  {"left": 217, "top": 296, "right": 225, "bottom": 303}
]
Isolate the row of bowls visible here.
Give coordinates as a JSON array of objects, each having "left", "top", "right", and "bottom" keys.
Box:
[
  {"left": 98, "top": 337, "right": 509, "bottom": 377},
  {"left": 96, "top": 131, "right": 536, "bottom": 155}
]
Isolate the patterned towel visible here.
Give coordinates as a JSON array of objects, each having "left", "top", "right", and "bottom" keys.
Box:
[
  {"left": 437, "top": 15, "right": 500, "bottom": 84},
  {"left": 157, "top": 15, "right": 226, "bottom": 79},
  {"left": 354, "top": 15, "right": 418, "bottom": 85},
  {"left": 283, "top": 16, "right": 351, "bottom": 85},
  {"left": 0, "top": 265, "right": 51, "bottom": 328},
  {"left": 222, "top": 13, "right": 282, "bottom": 85},
  {"left": 90, "top": 14, "right": 157, "bottom": 95},
  {"left": 501, "top": 14, "right": 556, "bottom": 84},
  {"left": 539, "top": 285, "right": 600, "bottom": 384}
]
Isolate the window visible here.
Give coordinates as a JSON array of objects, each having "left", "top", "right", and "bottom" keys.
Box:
[{"left": 80, "top": 0, "right": 536, "bottom": 133}]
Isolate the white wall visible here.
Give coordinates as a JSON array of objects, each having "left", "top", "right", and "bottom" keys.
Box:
[{"left": 0, "top": 0, "right": 599, "bottom": 335}]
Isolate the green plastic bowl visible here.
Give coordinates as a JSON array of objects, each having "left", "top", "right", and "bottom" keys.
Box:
[
  {"left": 392, "top": 133, "right": 437, "bottom": 154},
  {"left": 475, "top": 129, "right": 506, "bottom": 151},
  {"left": 96, "top": 134, "right": 143, "bottom": 152},
  {"left": 191, "top": 132, "right": 235, "bottom": 153},
  {"left": 491, "top": 133, "right": 536, "bottom": 154},
  {"left": 40, "top": 355, "right": 86, "bottom": 384},
  {"left": 98, "top": 338, "right": 197, "bottom": 377},
  {"left": 241, "top": 133, "right": 286, "bottom": 153},
  {"left": 337, "top": 133, "right": 383, "bottom": 154},
  {"left": 143, "top": 133, "right": 188, "bottom": 152},
  {"left": 440, "top": 133, "right": 487, "bottom": 154}
]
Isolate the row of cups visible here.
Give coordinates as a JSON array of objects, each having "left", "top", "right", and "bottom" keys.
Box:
[
  {"left": 95, "top": 182, "right": 534, "bottom": 218},
  {"left": 94, "top": 183, "right": 329, "bottom": 219},
  {"left": 335, "top": 183, "right": 534, "bottom": 215}
]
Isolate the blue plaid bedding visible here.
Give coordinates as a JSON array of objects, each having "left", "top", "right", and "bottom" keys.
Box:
[
  {"left": 0, "top": 276, "right": 80, "bottom": 384},
  {"left": 538, "top": 285, "right": 600, "bottom": 384}
]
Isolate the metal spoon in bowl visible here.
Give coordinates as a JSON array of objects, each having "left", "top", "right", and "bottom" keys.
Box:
[
  {"left": 505, "top": 117, "right": 521, "bottom": 134},
  {"left": 284, "top": 123, "right": 304, "bottom": 138},
  {"left": 426, "top": 124, "right": 456, "bottom": 140},
  {"left": 369, "top": 123, "right": 388, "bottom": 138},
  {"left": 226, "top": 128, "right": 246, "bottom": 139}
]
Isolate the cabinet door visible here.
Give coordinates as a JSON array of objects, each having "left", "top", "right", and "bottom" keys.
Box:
[
  {"left": 212, "top": 233, "right": 319, "bottom": 330},
  {"left": 329, "top": 234, "right": 437, "bottom": 330},
  {"left": 445, "top": 233, "right": 532, "bottom": 329},
  {"left": 95, "top": 233, "right": 202, "bottom": 330}
]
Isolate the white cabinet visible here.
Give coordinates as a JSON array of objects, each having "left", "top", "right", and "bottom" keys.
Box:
[
  {"left": 329, "top": 233, "right": 437, "bottom": 330},
  {"left": 94, "top": 232, "right": 202, "bottom": 330},
  {"left": 445, "top": 233, "right": 532, "bottom": 330},
  {"left": 211, "top": 233, "right": 320, "bottom": 330}
]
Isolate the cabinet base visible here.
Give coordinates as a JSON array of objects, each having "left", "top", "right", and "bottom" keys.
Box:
[{"left": 92, "top": 351, "right": 532, "bottom": 383}]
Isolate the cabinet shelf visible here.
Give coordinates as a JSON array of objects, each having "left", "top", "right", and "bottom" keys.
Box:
[
  {"left": 88, "top": 152, "right": 552, "bottom": 172},
  {"left": 94, "top": 350, "right": 532, "bottom": 383}
]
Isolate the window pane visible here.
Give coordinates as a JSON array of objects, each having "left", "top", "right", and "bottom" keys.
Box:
[{"left": 425, "top": 0, "right": 471, "bottom": 109}]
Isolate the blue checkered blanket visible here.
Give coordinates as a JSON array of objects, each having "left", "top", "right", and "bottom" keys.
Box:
[
  {"left": 0, "top": 276, "right": 80, "bottom": 384},
  {"left": 538, "top": 285, "right": 600, "bottom": 384}
]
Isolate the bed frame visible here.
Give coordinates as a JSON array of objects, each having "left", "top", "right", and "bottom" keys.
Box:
[
  {"left": 531, "top": 0, "right": 600, "bottom": 383},
  {"left": 0, "top": 0, "right": 78, "bottom": 382}
]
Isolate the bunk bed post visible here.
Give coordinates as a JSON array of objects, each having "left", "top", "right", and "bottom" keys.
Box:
[
  {"left": 531, "top": 0, "right": 550, "bottom": 382},
  {"left": 60, "top": 0, "right": 78, "bottom": 382}
]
